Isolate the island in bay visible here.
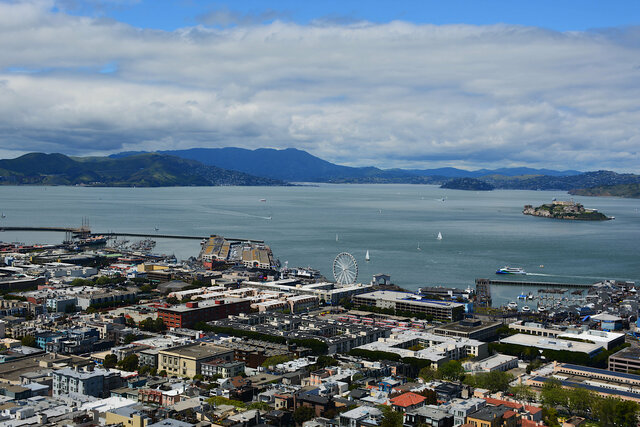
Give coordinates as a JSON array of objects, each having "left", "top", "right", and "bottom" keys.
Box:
[{"left": 523, "top": 199, "right": 612, "bottom": 220}]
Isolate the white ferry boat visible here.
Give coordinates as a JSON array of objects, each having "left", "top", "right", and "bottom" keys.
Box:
[{"left": 496, "top": 266, "right": 527, "bottom": 275}]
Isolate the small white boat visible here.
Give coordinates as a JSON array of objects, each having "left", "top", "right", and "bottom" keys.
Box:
[
  {"left": 154, "top": 226, "right": 159, "bottom": 231},
  {"left": 522, "top": 306, "right": 531, "bottom": 313},
  {"left": 538, "top": 306, "right": 547, "bottom": 313},
  {"left": 365, "top": 250, "right": 370, "bottom": 262},
  {"left": 336, "top": 234, "right": 339, "bottom": 242},
  {"left": 436, "top": 232, "right": 443, "bottom": 240},
  {"left": 508, "top": 301, "right": 518, "bottom": 310},
  {"left": 417, "top": 243, "right": 421, "bottom": 251}
]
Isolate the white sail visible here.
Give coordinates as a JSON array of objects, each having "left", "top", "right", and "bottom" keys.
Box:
[
  {"left": 437, "top": 232, "right": 443, "bottom": 240},
  {"left": 336, "top": 234, "right": 339, "bottom": 242},
  {"left": 365, "top": 250, "right": 370, "bottom": 261}
]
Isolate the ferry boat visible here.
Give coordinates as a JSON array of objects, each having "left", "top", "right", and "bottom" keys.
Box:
[
  {"left": 496, "top": 266, "right": 526, "bottom": 275},
  {"left": 507, "top": 301, "right": 518, "bottom": 310}
]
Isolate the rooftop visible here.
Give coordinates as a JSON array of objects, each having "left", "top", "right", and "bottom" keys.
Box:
[
  {"left": 391, "top": 392, "right": 427, "bottom": 408},
  {"left": 610, "top": 346, "right": 640, "bottom": 361},
  {"left": 160, "top": 343, "right": 232, "bottom": 359},
  {"left": 501, "top": 333, "right": 604, "bottom": 354}
]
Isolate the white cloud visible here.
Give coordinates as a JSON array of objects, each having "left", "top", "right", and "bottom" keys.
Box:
[{"left": 0, "top": 1, "right": 639, "bottom": 171}]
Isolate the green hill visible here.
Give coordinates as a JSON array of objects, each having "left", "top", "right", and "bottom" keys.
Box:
[
  {"left": 569, "top": 183, "right": 640, "bottom": 198},
  {"left": 0, "top": 153, "right": 286, "bottom": 187}
]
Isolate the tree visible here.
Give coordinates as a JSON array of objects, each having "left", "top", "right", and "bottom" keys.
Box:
[
  {"left": 567, "top": 387, "right": 595, "bottom": 416},
  {"left": 158, "top": 369, "right": 167, "bottom": 377},
  {"left": 595, "top": 398, "right": 640, "bottom": 427},
  {"left": 117, "top": 354, "right": 139, "bottom": 371},
  {"left": 140, "top": 284, "right": 152, "bottom": 293},
  {"left": 437, "top": 360, "right": 464, "bottom": 382},
  {"left": 464, "top": 371, "right": 513, "bottom": 393},
  {"left": 542, "top": 407, "right": 561, "bottom": 427},
  {"left": 248, "top": 401, "right": 272, "bottom": 411},
  {"left": 541, "top": 378, "right": 568, "bottom": 408},
  {"left": 21, "top": 335, "right": 36, "bottom": 347},
  {"left": 261, "top": 354, "right": 292, "bottom": 368},
  {"left": 103, "top": 354, "right": 118, "bottom": 369},
  {"left": 293, "top": 406, "right": 315, "bottom": 425},
  {"left": 418, "top": 366, "right": 436, "bottom": 382},
  {"left": 510, "top": 383, "right": 536, "bottom": 403},
  {"left": 380, "top": 406, "right": 403, "bottom": 427},
  {"left": 314, "top": 355, "right": 338, "bottom": 369},
  {"left": 123, "top": 333, "right": 137, "bottom": 344},
  {"left": 166, "top": 296, "right": 179, "bottom": 305}
]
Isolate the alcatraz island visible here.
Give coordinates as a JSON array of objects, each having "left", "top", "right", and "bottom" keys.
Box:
[{"left": 523, "top": 199, "right": 612, "bottom": 220}]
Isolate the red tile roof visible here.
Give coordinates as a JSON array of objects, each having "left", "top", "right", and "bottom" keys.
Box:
[
  {"left": 390, "top": 392, "right": 426, "bottom": 408},
  {"left": 522, "top": 420, "right": 546, "bottom": 427}
]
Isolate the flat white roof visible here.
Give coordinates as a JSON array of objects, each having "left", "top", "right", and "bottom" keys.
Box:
[
  {"left": 558, "top": 329, "right": 624, "bottom": 345},
  {"left": 502, "top": 333, "right": 604, "bottom": 354}
]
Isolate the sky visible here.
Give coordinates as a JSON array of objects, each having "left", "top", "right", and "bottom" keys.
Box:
[{"left": 1, "top": 1, "right": 640, "bottom": 171}]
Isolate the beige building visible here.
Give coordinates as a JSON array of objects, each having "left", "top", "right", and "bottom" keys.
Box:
[
  {"left": 158, "top": 343, "right": 234, "bottom": 378},
  {"left": 105, "top": 406, "right": 149, "bottom": 427}
]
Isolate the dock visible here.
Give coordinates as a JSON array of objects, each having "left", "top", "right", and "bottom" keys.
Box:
[{"left": 476, "top": 278, "right": 592, "bottom": 289}]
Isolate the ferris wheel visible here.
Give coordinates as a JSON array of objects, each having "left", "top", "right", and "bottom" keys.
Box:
[{"left": 333, "top": 252, "right": 358, "bottom": 285}]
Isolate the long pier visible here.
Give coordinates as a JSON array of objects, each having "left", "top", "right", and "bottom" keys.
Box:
[
  {"left": 476, "top": 278, "right": 592, "bottom": 288},
  {"left": 0, "top": 226, "right": 264, "bottom": 243},
  {"left": 0, "top": 226, "right": 82, "bottom": 233},
  {"left": 102, "top": 232, "right": 263, "bottom": 243}
]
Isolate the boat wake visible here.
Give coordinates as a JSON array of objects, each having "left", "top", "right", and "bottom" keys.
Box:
[{"left": 208, "top": 208, "right": 273, "bottom": 220}]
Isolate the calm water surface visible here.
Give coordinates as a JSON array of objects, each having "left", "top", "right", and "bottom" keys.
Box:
[{"left": 1, "top": 184, "right": 639, "bottom": 306}]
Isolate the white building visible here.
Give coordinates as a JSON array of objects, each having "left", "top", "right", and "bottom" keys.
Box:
[
  {"left": 354, "top": 330, "right": 487, "bottom": 368},
  {"left": 463, "top": 354, "right": 518, "bottom": 373}
]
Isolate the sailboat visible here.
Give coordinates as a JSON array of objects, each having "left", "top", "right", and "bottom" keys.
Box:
[
  {"left": 336, "top": 234, "right": 339, "bottom": 242},
  {"left": 417, "top": 243, "right": 421, "bottom": 251},
  {"left": 436, "top": 232, "right": 443, "bottom": 240},
  {"left": 365, "top": 250, "right": 370, "bottom": 262}
]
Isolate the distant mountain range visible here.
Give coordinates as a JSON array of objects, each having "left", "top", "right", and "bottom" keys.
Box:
[
  {"left": 0, "top": 153, "right": 285, "bottom": 187},
  {"left": 2, "top": 147, "right": 639, "bottom": 192},
  {"left": 110, "top": 147, "right": 581, "bottom": 182}
]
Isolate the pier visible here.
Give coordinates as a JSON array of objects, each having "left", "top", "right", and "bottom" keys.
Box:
[
  {"left": 476, "top": 278, "right": 592, "bottom": 289},
  {"left": 0, "top": 226, "right": 264, "bottom": 243}
]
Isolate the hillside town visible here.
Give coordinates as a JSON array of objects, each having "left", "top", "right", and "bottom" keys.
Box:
[{"left": 0, "top": 234, "right": 637, "bottom": 427}]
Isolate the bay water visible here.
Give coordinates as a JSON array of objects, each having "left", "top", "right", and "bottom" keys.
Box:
[{"left": 1, "top": 184, "right": 639, "bottom": 307}]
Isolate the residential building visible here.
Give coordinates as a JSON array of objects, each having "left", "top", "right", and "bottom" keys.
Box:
[
  {"left": 158, "top": 343, "right": 234, "bottom": 378},
  {"left": 465, "top": 405, "right": 518, "bottom": 427},
  {"left": 52, "top": 367, "right": 121, "bottom": 398},
  {"left": 405, "top": 406, "right": 454, "bottom": 427},
  {"left": 157, "top": 298, "right": 250, "bottom": 329},
  {"left": 390, "top": 392, "right": 427, "bottom": 413},
  {"left": 339, "top": 405, "right": 383, "bottom": 427}
]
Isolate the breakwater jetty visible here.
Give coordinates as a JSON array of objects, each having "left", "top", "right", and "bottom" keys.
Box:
[
  {"left": 476, "top": 278, "right": 592, "bottom": 289},
  {"left": 0, "top": 226, "right": 263, "bottom": 243}
]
